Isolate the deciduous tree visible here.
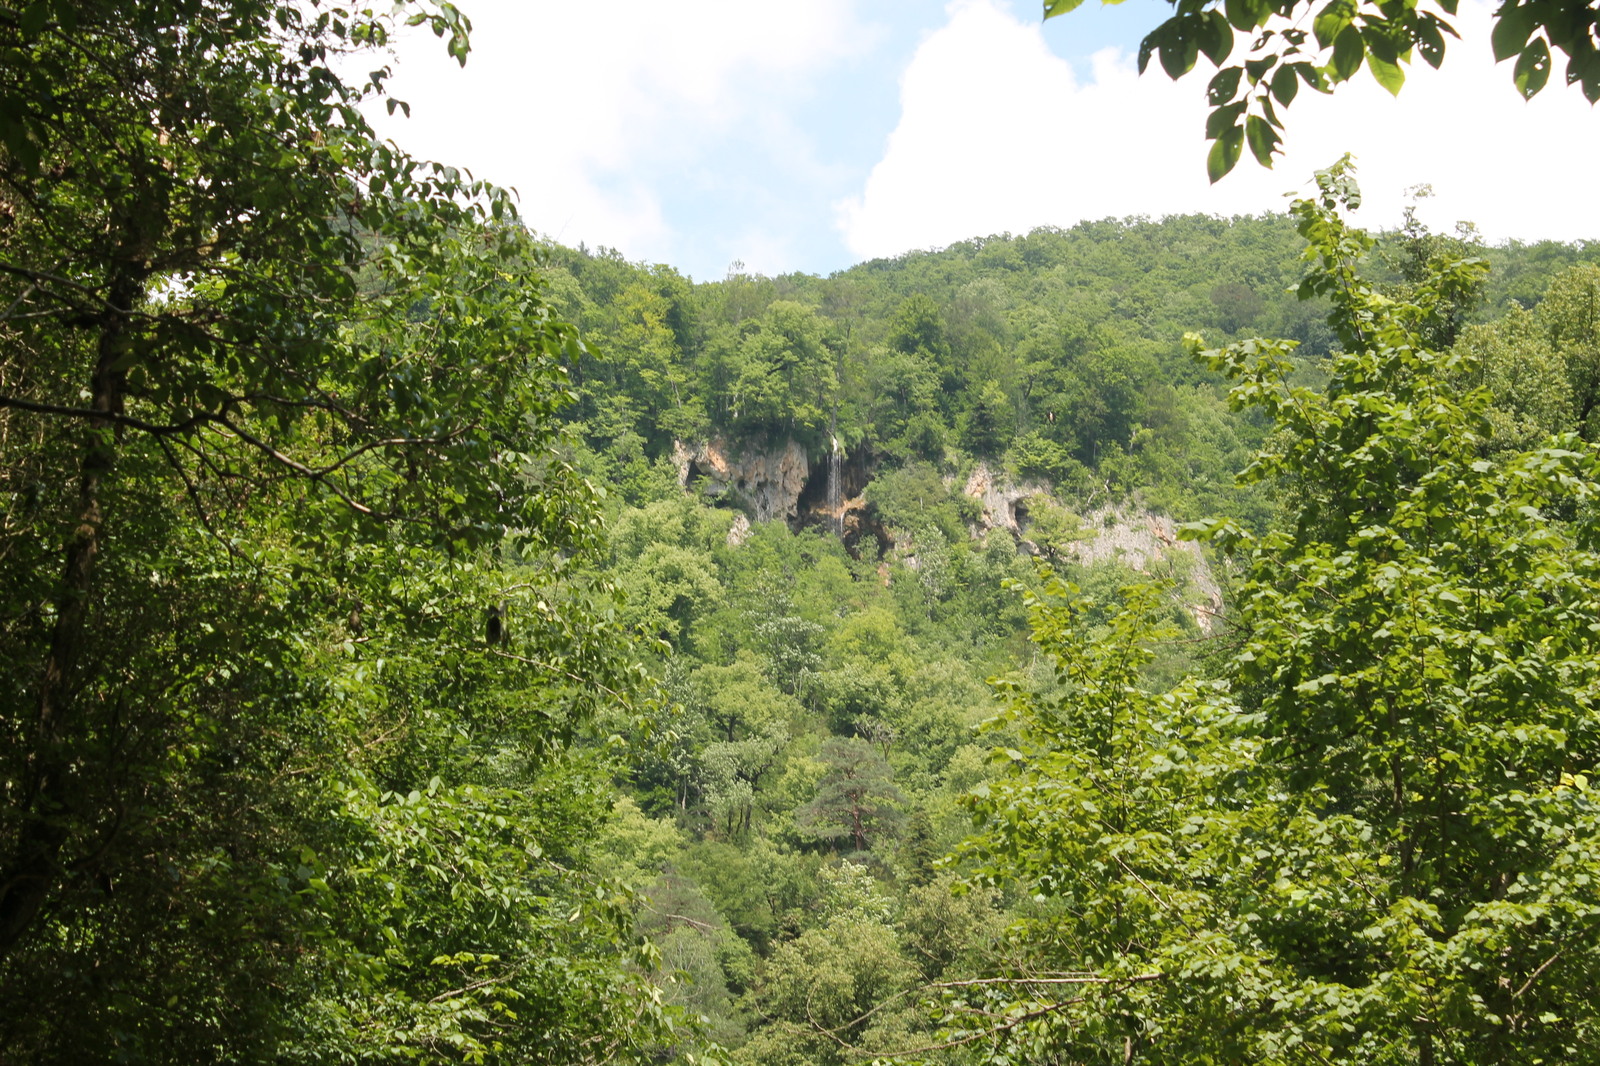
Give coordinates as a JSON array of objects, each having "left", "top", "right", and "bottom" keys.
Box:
[
  {"left": 946, "top": 160, "right": 1600, "bottom": 1063},
  {"left": 0, "top": 1, "right": 690, "bottom": 1059}
]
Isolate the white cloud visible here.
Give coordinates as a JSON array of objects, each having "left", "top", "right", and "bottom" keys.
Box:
[
  {"left": 369, "top": 0, "right": 871, "bottom": 262},
  {"left": 839, "top": 0, "right": 1600, "bottom": 260}
]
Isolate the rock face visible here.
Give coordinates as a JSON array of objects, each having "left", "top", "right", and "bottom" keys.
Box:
[
  {"left": 1060, "top": 506, "right": 1225, "bottom": 634},
  {"left": 962, "top": 463, "right": 1046, "bottom": 537},
  {"left": 960, "top": 463, "right": 1224, "bottom": 634},
  {"left": 673, "top": 438, "right": 811, "bottom": 525},
  {"left": 672, "top": 450, "right": 1222, "bottom": 630}
]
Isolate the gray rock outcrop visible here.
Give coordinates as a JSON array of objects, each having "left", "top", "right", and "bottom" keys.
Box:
[{"left": 673, "top": 438, "right": 810, "bottom": 525}]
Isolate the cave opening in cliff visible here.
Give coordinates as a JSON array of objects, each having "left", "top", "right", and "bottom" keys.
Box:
[
  {"left": 794, "top": 452, "right": 831, "bottom": 531},
  {"left": 683, "top": 459, "right": 730, "bottom": 504},
  {"left": 1011, "top": 498, "right": 1032, "bottom": 536}
]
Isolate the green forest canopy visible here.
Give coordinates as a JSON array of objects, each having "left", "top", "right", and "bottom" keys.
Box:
[{"left": 4, "top": 2, "right": 1600, "bottom": 1064}]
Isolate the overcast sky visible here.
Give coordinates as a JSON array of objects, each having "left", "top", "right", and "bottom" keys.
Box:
[{"left": 368, "top": 0, "right": 1600, "bottom": 281}]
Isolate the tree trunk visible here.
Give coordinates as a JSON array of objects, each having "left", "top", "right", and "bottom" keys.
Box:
[{"left": 0, "top": 254, "right": 140, "bottom": 960}]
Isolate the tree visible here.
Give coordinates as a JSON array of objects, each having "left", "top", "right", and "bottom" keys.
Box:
[
  {"left": 1042, "top": 0, "right": 1600, "bottom": 178},
  {"left": 0, "top": 1, "right": 691, "bottom": 1059},
  {"left": 797, "top": 738, "right": 904, "bottom": 853},
  {"left": 735, "top": 860, "right": 920, "bottom": 1066},
  {"left": 883, "top": 291, "right": 951, "bottom": 390},
  {"left": 945, "top": 161, "right": 1600, "bottom": 1063},
  {"left": 589, "top": 281, "right": 705, "bottom": 447},
  {"left": 1457, "top": 303, "right": 1574, "bottom": 453},
  {"left": 727, "top": 300, "right": 838, "bottom": 437},
  {"left": 1538, "top": 264, "right": 1600, "bottom": 435}
]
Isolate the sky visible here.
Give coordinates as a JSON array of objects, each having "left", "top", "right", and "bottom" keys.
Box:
[{"left": 367, "top": 0, "right": 1600, "bottom": 281}]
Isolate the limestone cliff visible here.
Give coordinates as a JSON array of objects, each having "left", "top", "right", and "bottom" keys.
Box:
[
  {"left": 962, "top": 463, "right": 1047, "bottom": 537},
  {"left": 960, "top": 463, "right": 1223, "bottom": 633},
  {"left": 1059, "top": 505, "right": 1224, "bottom": 632},
  {"left": 673, "top": 438, "right": 811, "bottom": 525}
]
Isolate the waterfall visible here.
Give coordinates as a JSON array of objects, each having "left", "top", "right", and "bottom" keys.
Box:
[{"left": 828, "top": 435, "right": 843, "bottom": 538}]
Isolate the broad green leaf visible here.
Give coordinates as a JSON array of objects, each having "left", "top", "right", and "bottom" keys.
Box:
[
  {"left": 1576, "top": 48, "right": 1600, "bottom": 102},
  {"left": 1260, "top": 91, "right": 1282, "bottom": 129},
  {"left": 1206, "top": 100, "right": 1248, "bottom": 138},
  {"left": 1207, "top": 125, "right": 1244, "bottom": 182},
  {"left": 1368, "top": 52, "right": 1406, "bottom": 94},
  {"left": 1416, "top": 17, "right": 1447, "bottom": 68},
  {"left": 1199, "top": 10, "right": 1234, "bottom": 66},
  {"left": 1492, "top": 3, "right": 1535, "bottom": 62},
  {"left": 1245, "top": 114, "right": 1280, "bottom": 166},
  {"left": 1364, "top": 24, "right": 1401, "bottom": 65},
  {"left": 1138, "top": 30, "right": 1158, "bottom": 74},
  {"left": 1270, "top": 61, "right": 1301, "bottom": 105},
  {"left": 1159, "top": 24, "right": 1202, "bottom": 79},
  {"left": 1224, "top": 0, "right": 1269, "bottom": 32},
  {"left": 20, "top": 0, "right": 51, "bottom": 36},
  {"left": 1515, "top": 37, "right": 1551, "bottom": 97},
  {"left": 1043, "top": 0, "right": 1089, "bottom": 17},
  {"left": 1298, "top": 61, "right": 1333, "bottom": 92},
  {"left": 1313, "top": 0, "right": 1355, "bottom": 49},
  {"left": 1331, "top": 24, "right": 1366, "bottom": 81},
  {"left": 1208, "top": 65, "right": 1243, "bottom": 105}
]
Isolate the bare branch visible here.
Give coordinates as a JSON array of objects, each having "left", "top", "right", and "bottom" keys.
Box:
[
  {"left": 489, "top": 648, "right": 628, "bottom": 703},
  {"left": 0, "top": 393, "right": 210, "bottom": 436},
  {"left": 1514, "top": 952, "right": 1562, "bottom": 1000},
  {"left": 208, "top": 415, "right": 380, "bottom": 517}
]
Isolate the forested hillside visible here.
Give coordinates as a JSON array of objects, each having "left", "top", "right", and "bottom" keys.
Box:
[
  {"left": 7, "top": 2, "right": 1600, "bottom": 1064},
  {"left": 524, "top": 192, "right": 1600, "bottom": 1062},
  {"left": 548, "top": 209, "right": 1598, "bottom": 528}
]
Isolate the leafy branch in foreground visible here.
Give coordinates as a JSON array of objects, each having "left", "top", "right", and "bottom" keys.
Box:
[
  {"left": 0, "top": 1, "right": 707, "bottom": 1061},
  {"left": 1045, "top": 0, "right": 1600, "bottom": 179}
]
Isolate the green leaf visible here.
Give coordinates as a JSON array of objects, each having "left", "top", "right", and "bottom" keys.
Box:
[
  {"left": 1260, "top": 90, "right": 1281, "bottom": 128},
  {"left": 1199, "top": 10, "right": 1234, "bottom": 66},
  {"left": 1224, "top": 0, "right": 1268, "bottom": 33},
  {"left": 1159, "top": 24, "right": 1202, "bottom": 79},
  {"left": 1313, "top": 0, "right": 1355, "bottom": 49},
  {"left": 1514, "top": 37, "right": 1551, "bottom": 97},
  {"left": 1298, "top": 61, "right": 1333, "bottom": 92},
  {"left": 1043, "top": 0, "right": 1089, "bottom": 17},
  {"left": 1416, "top": 17, "right": 1447, "bottom": 69},
  {"left": 1245, "top": 114, "right": 1280, "bottom": 166},
  {"left": 1365, "top": 25, "right": 1401, "bottom": 66},
  {"left": 1206, "top": 100, "right": 1248, "bottom": 139},
  {"left": 1574, "top": 47, "right": 1600, "bottom": 102},
  {"left": 1368, "top": 53, "right": 1406, "bottom": 95},
  {"left": 1208, "top": 66, "right": 1244, "bottom": 105},
  {"left": 1492, "top": 4, "right": 1535, "bottom": 62},
  {"left": 1207, "top": 125, "right": 1244, "bottom": 182},
  {"left": 1331, "top": 24, "right": 1366, "bottom": 81},
  {"left": 1270, "top": 62, "right": 1301, "bottom": 106},
  {"left": 20, "top": 0, "right": 52, "bottom": 36},
  {"left": 1138, "top": 30, "right": 1159, "bottom": 74}
]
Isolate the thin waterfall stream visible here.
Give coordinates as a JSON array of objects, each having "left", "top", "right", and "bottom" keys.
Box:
[{"left": 828, "top": 435, "right": 843, "bottom": 537}]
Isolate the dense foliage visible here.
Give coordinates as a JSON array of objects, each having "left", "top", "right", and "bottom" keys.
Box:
[
  {"left": 0, "top": 1, "right": 683, "bottom": 1061},
  {"left": 550, "top": 201, "right": 1597, "bottom": 532},
  {"left": 947, "top": 161, "right": 1600, "bottom": 1062},
  {"left": 7, "top": 2, "right": 1600, "bottom": 1062},
  {"left": 520, "top": 164, "right": 1600, "bottom": 1062}
]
